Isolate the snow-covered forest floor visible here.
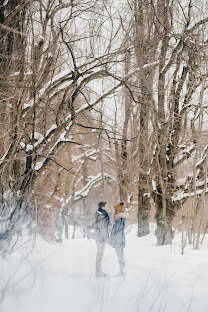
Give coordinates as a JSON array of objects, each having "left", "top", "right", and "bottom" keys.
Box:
[{"left": 1, "top": 224, "right": 208, "bottom": 312}]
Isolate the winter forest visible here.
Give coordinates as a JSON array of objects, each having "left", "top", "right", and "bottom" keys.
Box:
[{"left": 1, "top": 0, "right": 208, "bottom": 311}]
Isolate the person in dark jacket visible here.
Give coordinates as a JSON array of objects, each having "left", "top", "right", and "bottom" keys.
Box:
[
  {"left": 110, "top": 202, "right": 128, "bottom": 276},
  {"left": 94, "top": 201, "right": 110, "bottom": 277}
]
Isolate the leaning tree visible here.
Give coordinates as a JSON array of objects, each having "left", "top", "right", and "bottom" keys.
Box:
[{"left": 0, "top": 0, "right": 129, "bottom": 249}]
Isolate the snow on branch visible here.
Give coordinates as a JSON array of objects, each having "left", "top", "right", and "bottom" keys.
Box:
[
  {"left": 174, "top": 142, "right": 196, "bottom": 167},
  {"left": 33, "top": 125, "right": 74, "bottom": 171},
  {"left": 172, "top": 152, "right": 208, "bottom": 202},
  {"left": 0, "top": 148, "right": 10, "bottom": 166},
  {"left": 62, "top": 173, "right": 116, "bottom": 207},
  {"left": 172, "top": 188, "right": 208, "bottom": 202},
  {"left": 71, "top": 149, "right": 99, "bottom": 163},
  {"left": 22, "top": 69, "right": 73, "bottom": 109}
]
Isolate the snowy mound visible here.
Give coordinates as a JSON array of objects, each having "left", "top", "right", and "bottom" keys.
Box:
[{"left": 1, "top": 225, "right": 208, "bottom": 312}]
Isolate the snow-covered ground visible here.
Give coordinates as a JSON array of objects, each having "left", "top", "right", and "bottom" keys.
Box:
[{"left": 1, "top": 224, "right": 208, "bottom": 312}]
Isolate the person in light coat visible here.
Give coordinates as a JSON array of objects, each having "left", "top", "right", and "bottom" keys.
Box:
[{"left": 110, "top": 202, "right": 128, "bottom": 275}]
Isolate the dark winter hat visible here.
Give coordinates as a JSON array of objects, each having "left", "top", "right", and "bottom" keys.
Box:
[{"left": 98, "top": 202, "right": 107, "bottom": 209}]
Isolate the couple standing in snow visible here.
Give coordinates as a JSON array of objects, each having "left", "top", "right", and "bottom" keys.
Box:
[{"left": 94, "top": 201, "right": 128, "bottom": 277}]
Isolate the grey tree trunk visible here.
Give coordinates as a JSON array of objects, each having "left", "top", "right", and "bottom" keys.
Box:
[
  {"left": 137, "top": 209, "right": 149, "bottom": 237},
  {"left": 137, "top": 177, "right": 150, "bottom": 236},
  {"left": 154, "top": 189, "right": 176, "bottom": 245},
  {"left": 155, "top": 221, "right": 173, "bottom": 246}
]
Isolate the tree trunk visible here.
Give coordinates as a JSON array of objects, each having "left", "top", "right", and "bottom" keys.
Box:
[
  {"left": 64, "top": 215, "right": 69, "bottom": 239},
  {"left": 137, "top": 175, "right": 150, "bottom": 236},
  {"left": 137, "top": 208, "right": 149, "bottom": 237},
  {"left": 155, "top": 220, "right": 173, "bottom": 246},
  {"left": 154, "top": 191, "right": 175, "bottom": 245}
]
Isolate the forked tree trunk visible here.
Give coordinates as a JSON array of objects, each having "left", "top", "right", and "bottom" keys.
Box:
[{"left": 154, "top": 192, "right": 175, "bottom": 245}]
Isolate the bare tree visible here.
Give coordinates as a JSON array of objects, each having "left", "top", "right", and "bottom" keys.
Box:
[
  {"left": 0, "top": 0, "right": 129, "bottom": 248},
  {"left": 118, "top": 0, "right": 208, "bottom": 244}
]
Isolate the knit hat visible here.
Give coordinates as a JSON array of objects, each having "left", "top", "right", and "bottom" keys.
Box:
[{"left": 114, "top": 202, "right": 125, "bottom": 212}]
